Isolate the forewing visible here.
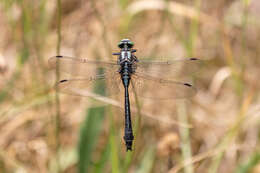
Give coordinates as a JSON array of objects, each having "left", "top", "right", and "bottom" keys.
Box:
[
  {"left": 135, "top": 58, "right": 202, "bottom": 79},
  {"left": 48, "top": 55, "right": 119, "bottom": 77}
]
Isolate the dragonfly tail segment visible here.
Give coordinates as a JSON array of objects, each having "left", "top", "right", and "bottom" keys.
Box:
[
  {"left": 123, "top": 83, "right": 134, "bottom": 151},
  {"left": 124, "top": 133, "right": 134, "bottom": 151}
]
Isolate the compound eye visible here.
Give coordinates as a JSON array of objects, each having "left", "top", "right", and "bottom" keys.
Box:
[
  {"left": 127, "top": 41, "right": 134, "bottom": 48},
  {"left": 118, "top": 40, "right": 134, "bottom": 48},
  {"left": 118, "top": 42, "right": 124, "bottom": 48}
]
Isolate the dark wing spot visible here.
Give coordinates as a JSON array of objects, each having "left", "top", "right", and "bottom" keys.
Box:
[
  {"left": 56, "top": 55, "right": 63, "bottom": 58},
  {"left": 60, "top": 79, "right": 68, "bottom": 83},
  {"left": 184, "top": 83, "right": 192, "bottom": 87},
  {"left": 190, "top": 58, "right": 198, "bottom": 61}
]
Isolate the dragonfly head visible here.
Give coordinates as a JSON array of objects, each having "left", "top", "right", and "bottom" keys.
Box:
[
  {"left": 118, "top": 39, "right": 134, "bottom": 49},
  {"left": 113, "top": 39, "right": 137, "bottom": 60}
]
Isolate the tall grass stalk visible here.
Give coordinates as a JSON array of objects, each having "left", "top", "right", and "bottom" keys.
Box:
[
  {"left": 177, "top": 1, "right": 200, "bottom": 173},
  {"left": 177, "top": 101, "right": 193, "bottom": 173},
  {"left": 109, "top": 115, "right": 120, "bottom": 173},
  {"left": 54, "top": 0, "right": 62, "bottom": 172}
]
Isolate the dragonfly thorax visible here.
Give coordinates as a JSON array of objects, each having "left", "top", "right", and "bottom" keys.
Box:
[
  {"left": 113, "top": 39, "right": 137, "bottom": 64},
  {"left": 119, "top": 50, "right": 132, "bottom": 63}
]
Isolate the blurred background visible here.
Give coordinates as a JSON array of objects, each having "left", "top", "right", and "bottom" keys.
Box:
[{"left": 0, "top": 0, "right": 260, "bottom": 173}]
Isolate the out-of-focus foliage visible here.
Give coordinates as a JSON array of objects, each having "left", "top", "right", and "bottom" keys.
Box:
[
  {"left": 235, "top": 152, "right": 260, "bottom": 173},
  {"left": 0, "top": 0, "right": 260, "bottom": 173}
]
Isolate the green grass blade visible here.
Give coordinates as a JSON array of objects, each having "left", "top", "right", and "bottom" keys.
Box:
[
  {"left": 78, "top": 67, "right": 106, "bottom": 173},
  {"left": 235, "top": 152, "right": 260, "bottom": 173},
  {"left": 93, "top": 143, "right": 110, "bottom": 173},
  {"left": 78, "top": 106, "right": 105, "bottom": 173},
  {"left": 122, "top": 151, "right": 133, "bottom": 173},
  {"left": 136, "top": 147, "right": 155, "bottom": 173},
  {"left": 109, "top": 124, "right": 120, "bottom": 173},
  {"left": 178, "top": 101, "right": 193, "bottom": 173}
]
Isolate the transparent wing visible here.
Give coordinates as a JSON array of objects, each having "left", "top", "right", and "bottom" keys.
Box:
[
  {"left": 57, "top": 73, "right": 122, "bottom": 97},
  {"left": 130, "top": 72, "right": 197, "bottom": 99},
  {"left": 135, "top": 58, "right": 203, "bottom": 79},
  {"left": 48, "top": 55, "right": 119, "bottom": 77},
  {"left": 49, "top": 55, "right": 122, "bottom": 96}
]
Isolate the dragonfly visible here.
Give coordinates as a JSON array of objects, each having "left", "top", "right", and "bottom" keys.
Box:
[{"left": 49, "top": 39, "right": 202, "bottom": 151}]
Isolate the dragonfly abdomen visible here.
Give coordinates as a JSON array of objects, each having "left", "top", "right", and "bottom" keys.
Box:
[{"left": 120, "top": 61, "right": 134, "bottom": 151}]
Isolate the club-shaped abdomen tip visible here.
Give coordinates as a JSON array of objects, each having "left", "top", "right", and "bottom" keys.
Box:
[
  {"left": 126, "top": 142, "right": 133, "bottom": 151},
  {"left": 124, "top": 136, "right": 133, "bottom": 151}
]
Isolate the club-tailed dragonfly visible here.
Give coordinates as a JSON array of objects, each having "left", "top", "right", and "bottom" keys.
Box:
[{"left": 49, "top": 39, "right": 202, "bottom": 151}]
